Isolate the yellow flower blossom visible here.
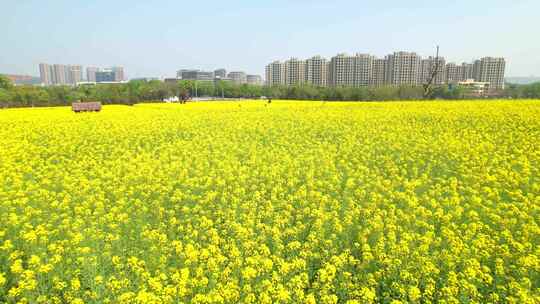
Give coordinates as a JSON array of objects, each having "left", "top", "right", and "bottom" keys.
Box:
[{"left": 0, "top": 101, "right": 538, "bottom": 302}]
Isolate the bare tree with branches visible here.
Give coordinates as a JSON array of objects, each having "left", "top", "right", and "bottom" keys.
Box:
[{"left": 423, "top": 45, "right": 441, "bottom": 99}]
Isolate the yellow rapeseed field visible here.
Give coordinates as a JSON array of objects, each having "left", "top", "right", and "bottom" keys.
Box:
[{"left": 0, "top": 100, "right": 539, "bottom": 303}]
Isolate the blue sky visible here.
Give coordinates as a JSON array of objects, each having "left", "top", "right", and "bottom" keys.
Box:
[{"left": 1, "top": 0, "right": 538, "bottom": 78}]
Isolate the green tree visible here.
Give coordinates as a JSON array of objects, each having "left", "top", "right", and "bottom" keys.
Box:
[
  {"left": 0, "top": 88, "right": 12, "bottom": 108},
  {"left": 0, "top": 75, "right": 13, "bottom": 90}
]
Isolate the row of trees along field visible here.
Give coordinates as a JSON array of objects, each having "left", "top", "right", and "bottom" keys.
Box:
[{"left": 1, "top": 75, "right": 540, "bottom": 108}]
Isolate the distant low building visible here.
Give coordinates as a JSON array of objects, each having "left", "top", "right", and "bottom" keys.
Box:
[
  {"left": 96, "top": 70, "right": 116, "bottom": 82},
  {"left": 76, "top": 81, "right": 97, "bottom": 86},
  {"left": 246, "top": 74, "right": 262, "bottom": 85},
  {"left": 176, "top": 69, "right": 192, "bottom": 79},
  {"left": 228, "top": 71, "right": 247, "bottom": 84},
  {"left": 130, "top": 77, "right": 161, "bottom": 82},
  {"left": 214, "top": 77, "right": 233, "bottom": 84},
  {"left": 97, "top": 81, "right": 127, "bottom": 85},
  {"left": 214, "top": 69, "right": 227, "bottom": 78},
  {"left": 177, "top": 68, "right": 261, "bottom": 86},
  {"left": 75, "top": 81, "right": 127, "bottom": 86},
  {"left": 505, "top": 77, "right": 540, "bottom": 85},
  {"left": 177, "top": 69, "right": 214, "bottom": 80},
  {"left": 88, "top": 66, "right": 125, "bottom": 83},
  {"left": 1, "top": 74, "right": 41, "bottom": 85},
  {"left": 457, "top": 79, "right": 491, "bottom": 96}
]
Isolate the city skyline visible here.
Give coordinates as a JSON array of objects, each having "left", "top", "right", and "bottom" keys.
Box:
[
  {"left": 0, "top": 1, "right": 539, "bottom": 78},
  {"left": 31, "top": 49, "right": 507, "bottom": 84},
  {"left": 266, "top": 53, "right": 506, "bottom": 90},
  {"left": 39, "top": 64, "right": 125, "bottom": 84},
  {"left": 39, "top": 63, "right": 83, "bottom": 86},
  {"left": 176, "top": 68, "right": 262, "bottom": 85}
]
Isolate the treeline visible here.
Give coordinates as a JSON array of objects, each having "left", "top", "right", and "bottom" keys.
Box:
[
  {"left": 1, "top": 75, "right": 539, "bottom": 108},
  {"left": 503, "top": 82, "right": 540, "bottom": 99},
  {"left": 0, "top": 76, "right": 180, "bottom": 108}
]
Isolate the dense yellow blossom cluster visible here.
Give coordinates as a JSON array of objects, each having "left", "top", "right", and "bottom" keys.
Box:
[{"left": 0, "top": 100, "right": 539, "bottom": 303}]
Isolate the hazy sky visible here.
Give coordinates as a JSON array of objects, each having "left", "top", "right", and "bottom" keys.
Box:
[{"left": 1, "top": 0, "right": 539, "bottom": 78}]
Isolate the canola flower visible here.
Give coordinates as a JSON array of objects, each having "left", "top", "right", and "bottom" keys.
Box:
[{"left": 0, "top": 100, "right": 539, "bottom": 303}]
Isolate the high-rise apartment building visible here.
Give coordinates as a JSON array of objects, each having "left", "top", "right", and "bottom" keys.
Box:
[
  {"left": 305, "top": 56, "right": 328, "bottom": 87},
  {"left": 39, "top": 63, "right": 82, "bottom": 85},
  {"left": 39, "top": 63, "right": 52, "bottom": 85},
  {"left": 370, "top": 58, "right": 387, "bottom": 87},
  {"left": 228, "top": 71, "right": 247, "bottom": 84},
  {"left": 385, "top": 52, "right": 421, "bottom": 86},
  {"left": 445, "top": 63, "right": 460, "bottom": 84},
  {"left": 265, "top": 52, "right": 505, "bottom": 89},
  {"left": 68, "top": 65, "right": 83, "bottom": 84},
  {"left": 475, "top": 57, "right": 506, "bottom": 90},
  {"left": 284, "top": 58, "right": 306, "bottom": 86},
  {"left": 451, "top": 63, "right": 474, "bottom": 83},
  {"left": 353, "top": 54, "right": 373, "bottom": 87},
  {"left": 472, "top": 60, "right": 482, "bottom": 83},
  {"left": 328, "top": 54, "right": 355, "bottom": 87},
  {"left": 418, "top": 56, "right": 446, "bottom": 85},
  {"left": 265, "top": 61, "right": 286, "bottom": 86},
  {"left": 86, "top": 67, "right": 98, "bottom": 82},
  {"left": 52, "top": 64, "right": 67, "bottom": 85},
  {"left": 460, "top": 63, "right": 474, "bottom": 81},
  {"left": 38, "top": 63, "right": 123, "bottom": 85},
  {"left": 112, "top": 67, "right": 124, "bottom": 82},
  {"left": 328, "top": 54, "right": 378, "bottom": 87},
  {"left": 429, "top": 57, "right": 446, "bottom": 85}
]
